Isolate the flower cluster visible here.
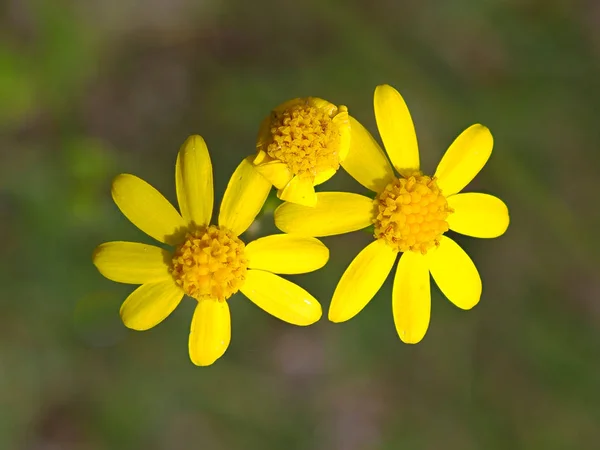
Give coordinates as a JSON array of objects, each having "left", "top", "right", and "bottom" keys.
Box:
[{"left": 93, "top": 84, "right": 509, "bottom": 365}]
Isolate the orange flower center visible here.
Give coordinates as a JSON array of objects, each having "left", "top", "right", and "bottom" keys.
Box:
[
  {"left": 266, "top": 99, "right": 346, "bottom": 178},
  {"left": 374, "top": 174, "right": 453, "bottom": 254},
  {"left": 170, "top": 225, "right": 248, "bottom": 301}
]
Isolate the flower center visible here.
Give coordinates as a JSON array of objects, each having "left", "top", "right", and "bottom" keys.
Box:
[
  {"left": 266, "top": 99, "right": 345, "bottom": 178},
  {"left": 373, "top": 174, "right": 453, "bottom": 254},
  {"left": 170, "top": 225, "right": 248, "bottom": 302}
]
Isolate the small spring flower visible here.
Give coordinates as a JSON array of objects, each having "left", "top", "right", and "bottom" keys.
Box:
[
  {"left": 93, "top": 136, "right": 328, "bottom": 366},
  {"left": 274, "top": 84, "right": 510, "bottom": 343},
  {"left": 253, "top": 97, "right": 351, "bottom": 206}
]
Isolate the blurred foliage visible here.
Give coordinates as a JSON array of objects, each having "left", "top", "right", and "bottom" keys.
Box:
[{"left": 2, "top": 0, "right": 600, "bottom": 449}]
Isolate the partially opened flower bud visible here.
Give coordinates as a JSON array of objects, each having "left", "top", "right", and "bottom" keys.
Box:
[{"left": 254, "top": 97, "right": 350, "bottom": 207}]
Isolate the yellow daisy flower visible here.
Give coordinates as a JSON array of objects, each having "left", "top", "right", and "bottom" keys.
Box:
[
  {"left": 253, "top": 97, "right": 351, "bottom": 207},
  {"left": 93, "top": 135, "right": 328, "bottom": 366},
  {"left": 274, "top": 84, "right": 510, "bottom": 344}
]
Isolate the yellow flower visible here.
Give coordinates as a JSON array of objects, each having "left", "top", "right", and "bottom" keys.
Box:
[
  {"left": 274, "top": 84, "right": 509, "bottom": 344},
  {"left": 253, "top": 97, "right": 351, "bottom": 207},
  {"left": 93, "top": 135, "right": 328, "bottom": 366}
]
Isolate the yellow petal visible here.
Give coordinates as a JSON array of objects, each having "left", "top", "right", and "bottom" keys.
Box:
[
  {"left": 245, "top": 234, "right": 329, "bottom": 274},
  {"left": 188, "top": 299, "right": 231, "bottom": 366},
  {"left": 218, "top": 157, "right": 271, "bottom": 236},
  {"left": 307, "top": 97, "right": 337, "bottom": 115},
  {"left": 240, "top": 270, "right": 322, "bottom": 325},
  {"left": 254, "top": 160, "right": 293, "bottom": 189},
  {"left": 112, "top": 174, "right": 187, "bottom": 245},
  {"left": 274, "top": 192, "right": 374, "bottom": 237},
  {"left": 313, "top": 168, "right": 337, "bottom": 186},
  {"left": 374, "top": 84, "right": 419, "bottom": 175},
  {"left": 93, "top": 241, "right": 171, "bottom": 284},
  {"left": 274, "top": 97, "right": 307, "bottom": 114},
  {"left": 329, "top": 240, "right": 397, "bottom": 322},
  {"left": 447, "top": 193, "right": 509, "bottom": 238},
  {"left": 341, "top": 116, "right": 395, "bottom": 192},
  {"left": 120, "top": 279, "right": 183, "bottom": 331},
  {"left": 333, "top": 108, "right": 351, "bottom": 161},
  {"left": 255, "top": 116, "right": 272, "bottom": 152},
  {"left": 175, "top": 135, "right": 213, "bottom": 227},
  {"left": 434, "top": 124, "right": 493, "bottom": 196},
  {"left": 277, "top": 176, "right": 317, "bottom": 207},
  {"left": 392, "top": 251, "right": 430, "bottom": 344},
  {"left": 426, "top": 236, "right": 481, "bottom": 310}
]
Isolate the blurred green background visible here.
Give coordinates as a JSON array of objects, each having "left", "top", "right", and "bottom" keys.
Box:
[{"left": 2, "top": 0, "right": 600, "bottom": 448}]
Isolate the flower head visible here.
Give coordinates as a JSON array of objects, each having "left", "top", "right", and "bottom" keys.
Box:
[
  {"left": 274, "top": 84, "right": 509, "bottom": 343},
  {"left": 93, "top": 136, "right": 328, "bottom": 366},
  {"left": 253, "top": 97, "right": 350, "bottom": 207}
]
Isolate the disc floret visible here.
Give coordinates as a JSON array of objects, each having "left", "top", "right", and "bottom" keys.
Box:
[
  {"left": 171, "top": 225, "right": 248, "bottom": 301},
  {"left": 374, "top": 174, "right": 453, "bottom": 254}
]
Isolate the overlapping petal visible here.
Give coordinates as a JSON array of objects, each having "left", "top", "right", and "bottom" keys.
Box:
[
  {"left": 333, "top": 108, "right": 351, "bottom": 161},
  {"left": 447, "top": 193, "right": 509, "bottom": 238},
  {"left": 120, "top": 279, "right": 184, "bottom": 331},
  {"left": 240, "top": 270, "right": 322, "bottom": 326},
  {"left": 218, "top": 157, "right": 271, "bottom": 236},
  {"left": 392, "top": 251, "right": 430, "bottom": 344},
  {"left": 255, "top": 116, "right": 273, "bottom": 153},
  {"left": 275, "top": 192, "right": 374, "bottom": 237},
  {"left": 112, "top": 174, "right": 187, "bottom": 246},
  {"left": 341, "top": 116, "right": 394, "bottom": 192},
  {"left": 308, "top": 97, "right": 337, "bottom": 114},
  {"left": 245, "top": 234, "right": 329, "bottom": 274},
  {"left": 427, "top": 236, "right": 481, "bottom": 310},
  {"left": 278, "top": 176, "right": 317, "bottom": 207},
  {"left": 253, "top": 159, "right": 293, "bottom": 189},
  {"left": 374, "top": 84, "right": 419, "bottom": 175},
  {"left": 93, "top": 241, "right": 171, "bottom": 284},
  {"left": 188, "top": 299, "right": 231, "bottom": 366},
  {"left": 313, "top": 168, "right": 337, "bottom": 186},
  {"left": 434, "top": 124, "right": 493, "bottom": 196},
  {"left": 175, "top": 135, "right": 213, "bottom": 227},
  {"left": 329, "top": 240, "right": 397, "bottom": 322}
]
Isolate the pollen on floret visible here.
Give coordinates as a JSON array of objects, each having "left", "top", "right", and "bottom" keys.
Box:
[
  {"left": 373, "top": 174, "right": 453, "bottom": 254},
  {"left": 170, "top": 225, "right": 248, "bottom": 302},
  {"left": 266, "top": 99, "right": 347, "bottom": 179}
]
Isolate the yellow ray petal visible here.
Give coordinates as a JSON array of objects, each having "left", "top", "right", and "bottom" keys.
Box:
[
  {"left": 434, "top": 124, "right": 493, "bottom": 196},
  {"left": 329, "top": 240, "right": 397, "bottom": 322},
  {"left": 218, "top": 157, "right": 271, "bottom": 236},
  {"left": 93, "top": 241, "right": 171, "bottom": 284},
  {"left": 426, "top": 236, "right": 481, "bottom": 310},
  {"left": 188, "top": 299, "right": 231, "bottom": 366},
  {"left": 313, "top": 168, "right": 337, "bottom": 186},
  {"left": 307, "top": 97, "right": 337, "bottom": 114},
  {"left": 245, "top": 234, "right": 329, "bottom": 274},
  {"left": 341, "top": 116, "right": 395, "bottom": 192},
  {"left": 392, "top": 251, "right": 430, "bottom": 344},
  {"left": 273, "top": 98, "right": 306, "bottom": 114},
  {"left": 374, "top": 84, "right": 419, "bottom": 176},
  {"left": 447, "top": 193, "right": 509, "bottom": 238},
  {"left": 253, "top": 160, "right": 293, "bottom": 189},
  {"left": 277, "top": 176, "right": 317, "bottom": 207},
  {"left": 120, "top": 279, "right": 183, "bottom": 331},
  {"left": 240, "top": 270, "right": 322, "bottom": 326},
  {"left": 175, "top": 135, "right": 213, "bottom": 227},
  {"left": 274, "top": 192, "right": 374, "bottom": 237},
  {"left": 333, "top": 109, "right": 351, "bottom": 161},
  {"left": 112, "top": 174, "right": 187, "bottom": 245},
  {"left": 255, "top": 116, "right": 272, "bottom": 152}
]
